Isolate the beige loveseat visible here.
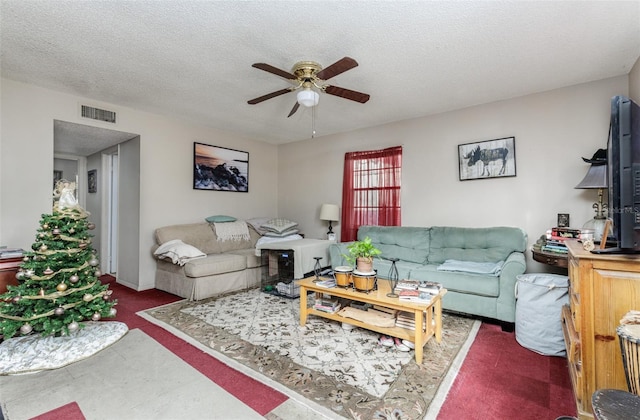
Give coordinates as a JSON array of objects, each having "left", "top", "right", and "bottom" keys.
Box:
[{"left": 153, "top": 222, "right": 263, "bottom": 300}]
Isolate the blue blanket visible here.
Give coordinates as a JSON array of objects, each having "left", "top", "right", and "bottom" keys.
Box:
[{"left": 436, "top": 259, "right": 504, "bottom": 276}]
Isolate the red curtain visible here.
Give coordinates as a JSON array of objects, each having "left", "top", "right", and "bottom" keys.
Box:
[{"left": 340, "top": 146, "right": 402, "bottom": 241}]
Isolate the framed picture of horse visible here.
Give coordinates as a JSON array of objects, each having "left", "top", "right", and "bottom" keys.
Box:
[{"left": 458, "top": 136, "right": 516, "bottom": 181}]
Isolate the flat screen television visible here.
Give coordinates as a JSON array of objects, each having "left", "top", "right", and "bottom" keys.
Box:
[{"left": 593, "top": 95, "right": 640, "bottom": 254}]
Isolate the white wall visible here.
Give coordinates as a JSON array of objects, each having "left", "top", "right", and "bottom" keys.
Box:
[
  {"left": 629, "top": 56, "right": 640, "bottom": 102},
  {"left": 1, "top": 74, "right": 633, "bottom": 288},
  {"left": 278, "top": 76, "right": 629, "bottom": 272},
  {"left": 1, "top": 78, "right": 279, "bottom": 290}
]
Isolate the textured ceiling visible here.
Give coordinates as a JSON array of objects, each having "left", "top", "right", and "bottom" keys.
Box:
[{"left": 2, "top": 1, "right": 640, "bottom": 147}]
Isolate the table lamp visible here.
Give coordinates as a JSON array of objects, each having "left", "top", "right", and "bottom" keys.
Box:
[
  {"left": 575, "top": 149, "right": 608, "bottom": 242},
  {"left": 319, "top": 204, "right": 339, "bottom": 240}
]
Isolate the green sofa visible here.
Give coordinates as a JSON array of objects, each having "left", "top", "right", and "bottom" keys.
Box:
[{"left": 328, "top": 225, "right": 527, "bottom": 329}]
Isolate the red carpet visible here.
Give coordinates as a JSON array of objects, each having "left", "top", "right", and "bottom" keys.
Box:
[
  {"left": 438, "top": 322, "right": 577, "bottom": 419},
  {"left": 102, "top": 276, "right": 288, "bottom": 416},
  {"left": 30, "top": 402, "right": 85, "bottom": 420}
]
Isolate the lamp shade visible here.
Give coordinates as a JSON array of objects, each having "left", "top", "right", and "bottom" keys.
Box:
[
  {"left": 575, "top": 164, "right": 608, "bottom": 189},
  {"left": 319, "top": 204, "right": 339, "bottom": 221},
  {"left": 297, "top": 89, "right": 319, "bottom": 107}
]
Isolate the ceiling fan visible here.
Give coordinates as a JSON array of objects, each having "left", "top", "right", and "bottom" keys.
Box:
[{"left": 247, "top": 57, "right": 370, "bottom": 118}]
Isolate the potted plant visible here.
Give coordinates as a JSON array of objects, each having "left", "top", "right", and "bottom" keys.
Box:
[{"left": 344, "top": 236, "right": 382, "bottom": 272}]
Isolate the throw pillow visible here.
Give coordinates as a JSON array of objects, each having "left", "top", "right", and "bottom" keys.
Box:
[
  {"left": 263, "top": 229, "right": 300, "bottom": 238},
  {"left": 154, "top": 239, "right": 206, "bottom": 266},
  {"left": 261, "top": 218, "right": 298, "bottom": 234},
  {"left": 205, "top": 215, "right": 237, "bottom": 223},
  {"left": 246, "top": 217, "right": 272, "bottom": 235}
]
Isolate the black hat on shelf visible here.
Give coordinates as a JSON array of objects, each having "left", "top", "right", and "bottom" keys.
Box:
[{"left": 582, "top": 149, "right": 607, "bottom": 165}]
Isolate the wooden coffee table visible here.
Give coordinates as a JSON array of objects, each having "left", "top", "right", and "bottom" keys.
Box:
[{"left": 297, "top": 276, "right": 446, "bottom": 364}]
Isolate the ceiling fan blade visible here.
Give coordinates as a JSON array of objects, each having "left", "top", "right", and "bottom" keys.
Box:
[
  {"left": 252, "top": 63, "right": 296, "bottom": 80},
  {"left": 316, "top": 57, "right": 358, "bottom": 81},
  {"left": 287, "top": 102, "right": 300, "bottom": 118},
  {"left": 247, "top": 88, "right": 292, "bottom": 105},
  {"left": 324, "top": 85, "right": 370, "bottom": 103}
]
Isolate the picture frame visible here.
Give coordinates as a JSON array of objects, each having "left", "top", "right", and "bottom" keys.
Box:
[
  {"left": 87, "top": 169, "right": 97, "bottom": 193},
  {"left": 458, "top": 136, "right": 516, "bottom": 181},
  {"left": 193, "top": 142, "right": 249, "bottom": 192},
  {"left": 557, "top": 213, "right": 570, "bottom": 228},
  {"left": 53, "top": 170, "right": 63, "bottom": 189}
]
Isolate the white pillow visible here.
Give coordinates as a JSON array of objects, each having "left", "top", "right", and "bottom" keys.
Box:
[
  {"left": 154, "top": 239, "right": 206, "bottom": 266},
  {"left": 261, "top": 218, "right": 298, "bottom": 234},
  {"left": 246, "top": 217, "right": 272, "bottom": 235},
  {"left": 263, "top": 229, "right": 300, "bottom": 238}
]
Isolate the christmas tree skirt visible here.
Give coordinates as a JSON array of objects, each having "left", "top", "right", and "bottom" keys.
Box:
[{"left": 0, "top": 321, "right": 128, "bottom": 375}]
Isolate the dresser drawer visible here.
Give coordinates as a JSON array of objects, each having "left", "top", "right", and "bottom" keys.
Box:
[{"left": 562, "top": 304, "right": 581, "bottom": 364}]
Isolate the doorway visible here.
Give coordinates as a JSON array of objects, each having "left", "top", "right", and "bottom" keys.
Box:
[{"left": 54, "top": 120, "right": 139, "bottom": 285}]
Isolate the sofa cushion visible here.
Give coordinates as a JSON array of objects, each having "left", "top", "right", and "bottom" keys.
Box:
[
  {"left": 428, "top": 226, "right": 526, "bottom": 264},
  {"left": 226, "top": 249, "right": 262, "bottom": 269},
  {"left": 358, "top": 226, "right": 431, "bottom": 264},
  {"left": 155, "top": 223, "right": 222, "bottom": 255},
  {"left": 183, "top": 253, "right": 246, "bottom": 277},
  {"left": 410, "top": 264, "right": 500, "bottom": 297}
]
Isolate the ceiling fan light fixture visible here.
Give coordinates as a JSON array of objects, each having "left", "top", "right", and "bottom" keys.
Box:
[{"left": 297, "top": 89, "right": 319, "bottom": 107}]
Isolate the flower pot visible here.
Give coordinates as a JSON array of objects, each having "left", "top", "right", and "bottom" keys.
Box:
[{"left": 356, "top": 257, "right": 373, "bottom": 273}]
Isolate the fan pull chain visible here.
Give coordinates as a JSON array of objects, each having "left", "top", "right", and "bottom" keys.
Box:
[{"left": 311, "top": 105, "right": 316, "bottom": 138}]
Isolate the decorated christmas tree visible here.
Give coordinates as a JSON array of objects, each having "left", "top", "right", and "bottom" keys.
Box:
[{"left": 0, "top": 180, "right": 117, "bottom": 339}]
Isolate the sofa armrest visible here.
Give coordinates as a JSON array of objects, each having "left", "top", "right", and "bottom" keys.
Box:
[
  {"left": 328, "top": 242, "right": 354, "bottom": 267},
  {"left": 496, "top": 251, "right": 527, "bottom": 323}
]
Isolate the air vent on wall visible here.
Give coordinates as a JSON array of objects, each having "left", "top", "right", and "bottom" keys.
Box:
[{"left": 80, "top": 105, "right": 117, "bottom": 124}]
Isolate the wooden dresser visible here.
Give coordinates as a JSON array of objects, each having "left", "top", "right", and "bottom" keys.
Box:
[
  {"left": 0, "top": 256, "right": 22, "bottom": 293},
  {"left": 562, "top": 240, "right": 640, "bottom": 419}
]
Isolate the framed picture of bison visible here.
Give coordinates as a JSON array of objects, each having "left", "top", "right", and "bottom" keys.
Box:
[
  {"left": 193, "top": 142, "right": 249, "bottom": 192},
  {"left": 458, "top": 136, "right": 516, "bottom": 181}
]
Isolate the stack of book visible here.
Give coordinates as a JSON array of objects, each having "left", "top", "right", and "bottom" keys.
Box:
[
  {"left": 372, "top": 305, "right": 399, "bottom": 318},
  {"left": 394, "top": 279, "right": 419, "bottom": 292},
  {"left": 398, "top": 289, "right": 434, "bottom": 303},
  {"left": 541, "top": 227, "right": 581, "bottom": 254},
  {"left": 394, "top": 279, "right": 442, "bottom": 299},
  {"left": 0, "top": 247, "right": 24, "bottom": 258},
  {"left": 313, "top": 296, "right": 341, "bottom": 313},
  {"left": 395, "top": 311, "right": 416, "bottom": 330},
  {"left": 315, "top": 278, "right": 336, "bottom": 288}
]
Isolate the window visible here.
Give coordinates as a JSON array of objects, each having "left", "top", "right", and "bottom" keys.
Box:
[{"left": 341, "top": 146, "right": 402, "bottom": 241}]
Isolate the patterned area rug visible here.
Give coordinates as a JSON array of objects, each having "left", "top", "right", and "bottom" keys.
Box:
[{"left": 142, "top": 288, "right": 479, "bottom": 419}]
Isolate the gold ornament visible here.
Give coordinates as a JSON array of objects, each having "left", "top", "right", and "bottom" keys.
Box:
[
  {"left": 56, "top": 282, "right": 68, "bottom": 292},
  {"left": 43, "top": 223, "right": 49, "bottom": 229},
  {"left": 83, "top": 293, "right": 93, "bottom": 302},
  {"left": 91, "top": 312, "right": 101, "bottom": 321},
  {"left": 69, "top": 227, "right": 75, "bottom": 234},
  {"left": 39, "top": 244, "right": 48, "bottom": 252}
]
